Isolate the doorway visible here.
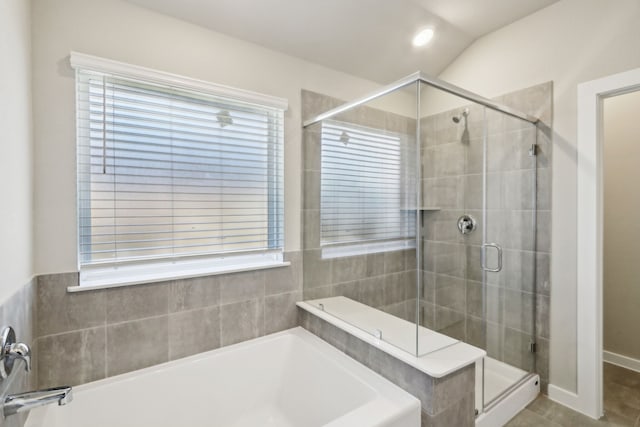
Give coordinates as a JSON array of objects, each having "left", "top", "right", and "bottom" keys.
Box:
[
  {"left": 572, "top": 67, "right": 640, "bottom": 419},
  {"left": 602, "top": 89, "right": 640, "bottom": 424}
]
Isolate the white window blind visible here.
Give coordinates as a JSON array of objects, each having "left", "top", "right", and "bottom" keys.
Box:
[
  {"left": 320, "top": 121, "right": 415, "bottom": 249},
  {"left": 76, "top": 68, "right": 284, "bottom": 274}
]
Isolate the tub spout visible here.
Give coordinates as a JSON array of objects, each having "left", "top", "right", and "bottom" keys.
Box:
[{"left": 3, "top": 386, "right": 73, "bottom": 417}]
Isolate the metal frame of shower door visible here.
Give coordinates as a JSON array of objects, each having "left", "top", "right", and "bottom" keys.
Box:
[
  {"left": 302, "top": 71, "right": 540, "bottom": 128},
  {"left": 481, "top": 108, "right": 540, "bottom": 411},
  {"left": 414, "top": 80, "right": 422, "bottom": 358}
]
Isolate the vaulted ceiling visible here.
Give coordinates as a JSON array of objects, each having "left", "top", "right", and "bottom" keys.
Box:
[{"left": 125, "top": 0, "right": 559, "bottom": 83}]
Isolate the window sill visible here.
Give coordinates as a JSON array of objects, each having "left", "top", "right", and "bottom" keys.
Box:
[
  {"left": 321, "top": 239, "right": 415, "bottom": 259},
  {"left": 70, "top": 254, "right": 289, "bottom": 293}
]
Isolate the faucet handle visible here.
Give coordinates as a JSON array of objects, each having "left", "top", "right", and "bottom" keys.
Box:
[
  {"left": 6, "top": 342, "right": 31, "bottom": 372},
  {"left": 0, "top": 327, "right": 31, "bottom": 379}
]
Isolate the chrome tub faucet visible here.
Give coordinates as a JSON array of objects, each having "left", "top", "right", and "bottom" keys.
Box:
[
  {"left": 0, "top": 326, "right": 72, "bottom": 419},
  {"left": 3, "top": 386, "right": 73, "bottom": 416}
]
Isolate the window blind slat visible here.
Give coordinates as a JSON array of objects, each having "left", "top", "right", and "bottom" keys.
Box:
[{"left": 77, "top": 70, "right": 284, "bottom": 266}]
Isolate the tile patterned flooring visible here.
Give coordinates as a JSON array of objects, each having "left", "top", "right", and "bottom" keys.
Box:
[{"left": 507, "top": 363, "right": 640, "bottom": 426}]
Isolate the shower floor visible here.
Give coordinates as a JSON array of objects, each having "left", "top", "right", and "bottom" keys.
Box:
[
  {"left": 478, "top": 357, "right": 529, "bottom": 407},
  {"left": 475, "top": 358, "right": 539, "bottom": 427}
]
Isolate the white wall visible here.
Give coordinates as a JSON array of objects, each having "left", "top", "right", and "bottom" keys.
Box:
[
  {"left": 437, "top": 0, "right": 640, "bottom": 392},
  {"left": 603, "top": 90, "right": 640, "bottom": 361},
  {"left": 0, "top": 0, "right": 34, "bottom": 302},
  {"left": 31, "top": 0, "right": 391, "bottom": 274}
]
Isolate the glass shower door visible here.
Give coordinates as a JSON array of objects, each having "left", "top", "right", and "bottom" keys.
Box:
[{"left": 482, "top": 112, "right": 538, "bottom": 407}]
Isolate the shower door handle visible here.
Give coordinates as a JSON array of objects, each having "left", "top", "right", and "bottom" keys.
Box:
[{"left": 482, "top": 243, "right": 503, "bottom": 272}]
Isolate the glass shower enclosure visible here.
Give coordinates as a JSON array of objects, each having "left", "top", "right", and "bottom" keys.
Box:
[{"left": 301, "top": 72, "right": 541, "bottom": 413}]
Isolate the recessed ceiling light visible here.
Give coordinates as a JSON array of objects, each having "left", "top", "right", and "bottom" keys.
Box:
[{"left": 412, "top": 28, "right": 434, "bottom": 47}]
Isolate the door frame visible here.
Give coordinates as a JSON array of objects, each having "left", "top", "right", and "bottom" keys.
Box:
[{"left": 571, "top": 67, "right": 640, "bottom": 418}]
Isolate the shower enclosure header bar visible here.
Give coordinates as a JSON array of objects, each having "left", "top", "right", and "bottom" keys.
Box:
[{"left": 302, "top": 71, "right": 539, "bottom": 127}]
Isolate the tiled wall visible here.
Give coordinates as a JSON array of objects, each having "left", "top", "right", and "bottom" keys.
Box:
[
  {"left": 301, "top": 90, "right": 419, "bottom": 322},
  {"left": 419, "top": 82, "right": 552, "bottom": 392},
  {"left": 34, "top": 251, "right": 302, "bottom": 388}
]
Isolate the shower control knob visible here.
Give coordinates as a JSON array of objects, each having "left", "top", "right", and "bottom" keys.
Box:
[{"left": 457, "top": 215, "right": 477, "bottom": 235}]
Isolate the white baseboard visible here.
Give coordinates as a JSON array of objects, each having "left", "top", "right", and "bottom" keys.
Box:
[
  {"left": 547, "top": 385, "right": 580, "bottom": 410},
  {"left": 548, "top": 384, "right": 602, "bottom": 419},
  {"left": 603, "top": 350, "right": 640, "bottom": 373}
]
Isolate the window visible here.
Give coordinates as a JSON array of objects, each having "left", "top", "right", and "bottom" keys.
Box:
[
  {"left": 72, "top": 53, "right": 286, "bottom": 288},
  {"left": 320, "top": 121, "right": 415, "bottom": 256}
]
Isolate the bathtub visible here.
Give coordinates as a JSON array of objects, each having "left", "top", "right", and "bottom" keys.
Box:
[{"left": 25, "top": 327, "right": 420, "bottom": 427}]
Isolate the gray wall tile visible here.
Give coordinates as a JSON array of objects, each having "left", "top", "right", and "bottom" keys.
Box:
[
  {"left": 302, "top": 209, "right": 320, "bottom": 249},
  {"left": 423, "top": 176, "right": 464, "bottom": 209},
  {"left": 303, "top": 249, "right": 333, "bottom": 288},
  {"left": 106, "top": 316, "right": 168, "bottom": 377},
  {"left": 303, "top": 131, "right": 321, "bottom": 171},
  {"left": 384, "top": 250, "right": 406, "bottom": 275},
  {"left": 265, "top": 291, "right": 302, "bottom": 335},
  {"left": 365, "top": 252, "right": 385, "bottom": 277},
  {"left": 385, "top": 111, "right": 415, "bottom": 135},
  {"left": 435, "top": 110, "right": 460, "bottom": 145},
  {"left": 169, "top": 276, "right": 219, "bottom": 312},
  {"left": 300, "top": 90, "right": 343, "bottom": 122},
  {"left": 219, "top": 270, "right": 264, "bottom": 305},
  {"left": 303, "top": 285, "right": 333, "bottom": 300},
  {"left": 333, "top": 280, "right": 362, "bottom": 302},
  {"left": 37, "top": 273, "right": 105, "bottom": 336},
  {"left": 423, "top": 143, "right": 466, "bottom": 178},
  {"left": 536, "top": 294, "right": 550, "bottom": 339},
  {"left": 503, "top": 327, "right": 535, "bottom": 371},
  {"left": 421, "top": 271, "right": 435, "bottom": 303},
  {"left": 424, "top": 210, "right": 465, "bottom": 243},
  {"left": 502, "top": 82, "right": 553, "bottom": 126},
  {"left": 435, "top": 305, "right": 465, "bottom": 332},
  {"left": 265, "top": 252, "right": 303, "bottom": 296},
  {"left": 537, "top": 210, "right": 552, "bottom": 253},
  {"left": 433, "top": 364, "right": 475, "bottom": 414},
  {"left": 503, "top": 169, "right": 536, "bottom": 210},
  {"left": 425, "top": 391, "right": 475, "bottom": 427},
  {"left": 168, "top": 306, "right": 220, "bottom": 360},
  {"left": 465, "top": 137, "right": 484, "bottom": 175},
  {"left": 537, "top": 167, "right": 552, "bottom": 211},
  {"left": 360, "top": 276, "right": 385, "bottom": 307},
  {"left": 106, "top": 282, "right": 169, "bottom": 323},
  {"left": 384, "top": 272, "right": 408, "bottom": 305},
  {"left": 504, "top": 289, "right": 535, "bottom": 334},
  {"left": 536, "top": 337, "right": 550, "bottom": 388},
  {"left": 332, "top": 255, "right": 367, "bottom": 283},
  {"left": 303, "top": 170, "right": 320, "bottom": 210},
  {"left": 38, "top": 327, "right": 106, "bottom": 388},
  {"left": 435, "top": 275, "right": 466, "bottom": 312},
  {"left": 220, "top": 299, "right": 264, "bottom": 346},
  {"left": 433, "top": 243, "right": 466, "bottom": 278},
  {"left": 421, "top": 302, "right": 436, "bottom": 329},
  {"left": 501, "top": 249, "right": 537, "bottom": 293}
]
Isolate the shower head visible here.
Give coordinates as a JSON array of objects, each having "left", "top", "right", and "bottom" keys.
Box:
[{"left": 452, "top": 108, "right": 470, "bottom": 124}]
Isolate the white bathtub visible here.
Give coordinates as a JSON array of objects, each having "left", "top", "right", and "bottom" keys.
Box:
[{"left": 26, "top": 327, "right": 420, "bottom": 427}]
